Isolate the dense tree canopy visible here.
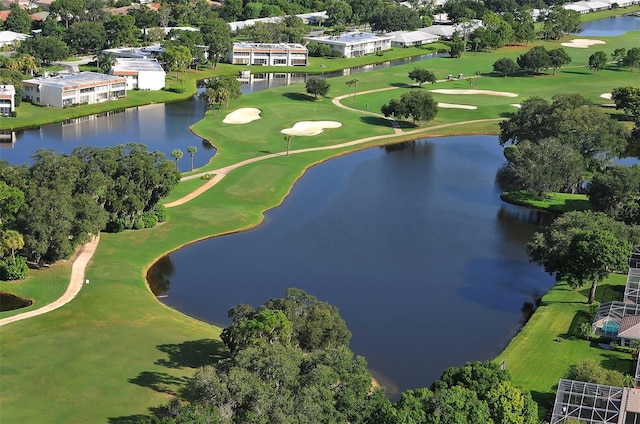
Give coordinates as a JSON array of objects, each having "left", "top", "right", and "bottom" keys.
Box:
[
  {"left": 381, "top": 91, "right": 438, "bottom": 124},
  {"left": 408, "top": 68, "right": 437, "bottom": 86},
  {"left": 305, "top": 77, "right": 330, "bottom": 99},
  {"left": 587, "top": 165, "right": 640, "bottom": 224},
  {"left": 369, "top": 3, "right": 422, "bottom": 32},
  {"left": 0, "top": 144, "right": 178, "bottom": 264},
  {"left": 527, "top": 211, "right": 637, "bottom": 303}
]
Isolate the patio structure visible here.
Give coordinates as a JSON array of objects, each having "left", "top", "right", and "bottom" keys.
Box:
[{"left": 550, "top": 379, "right": 629, "bottom": 423}]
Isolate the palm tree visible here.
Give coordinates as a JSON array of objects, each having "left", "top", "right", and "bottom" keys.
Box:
[
  {"left": 284, "top": 134, "right": 293, "bottom": 156},
  {"left": 17, "top": 54, "right": 38, "bottom": 76},
  {"left": 475, "top": 70, "right": 481, "bottom": 88},
  {"left": 346, "top": 78, "right": 360, "bottom": 101},
  {"left": 1, "top": 229, "right": 24, "bottom": 262},
  {"left": 171, "top": 149, "right": 183, "bottom": 171},
  {"left": 94, "top": 52, "right": 116, "bottom": 74},
  {"left": 187, "top": 146, "right": 197, "bottom": 172}
]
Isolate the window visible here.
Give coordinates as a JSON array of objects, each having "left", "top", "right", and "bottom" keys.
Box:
[{"left": 273, "top": 59, "right": 287, "bottom": 65}]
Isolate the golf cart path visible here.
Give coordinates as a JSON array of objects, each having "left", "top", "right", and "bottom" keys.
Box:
[
  {"left": 0, "top": 86, "right": 501, "bottom": 326},
  {"left": 0, "top": 235, "right": 100, "bottom": 327}
]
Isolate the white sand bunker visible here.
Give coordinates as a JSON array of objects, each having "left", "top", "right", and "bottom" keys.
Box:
[
  {"left": 223, "top": 108, "right": 262, "bottom": 124},
  {"left": 430, "top": 89, "right": 518, "bottom": 98},
  {"left": 511, "top": 104, "right": 521, "bottom": 108},
  {"left": 561, "top": 39, "right": 606, "bottom": 48},
  {"left": 438, "top": 102, "right": 477, "bottom": 110},
  {"left": 281, "top": 121, "right": 342, "bottom": 136},
  {"left": 600, "top": 93, "right": 612, "bottom": 99}
]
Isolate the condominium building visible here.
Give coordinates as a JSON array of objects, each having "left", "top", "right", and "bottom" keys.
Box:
[
  {"left": 110, "top": 58, "right": 166, "bottom": 90},
  {"left": 22, "top": 72, "right": 126, "bottom": 108},
  {"left": 305, "top": 32, "right": 393, "bottom": 58},
  {"left": 0, "top": 85, "right": 15, "bottom": 115},
  {"left": 228, "top": 42, "right": 308, "bottom": 66}
]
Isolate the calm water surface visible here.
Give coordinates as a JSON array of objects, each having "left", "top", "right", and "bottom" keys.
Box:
[
  {"left": 149, "top": 136, "right": 556, "bottom": 396},
  {"left": 577, "top": 15, "right": 640, "bottom": 36}
]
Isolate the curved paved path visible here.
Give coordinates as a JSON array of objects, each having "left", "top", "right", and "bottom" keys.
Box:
[
  {"left": 1, "top": 84, "right": 502, "bottom": 325},
  {"left": 0, "top": 235, "right": 100, "bottom": 327}
]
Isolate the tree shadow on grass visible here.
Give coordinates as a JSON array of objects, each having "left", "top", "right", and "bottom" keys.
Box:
[
  {"left": 360, "top": 115, "right": 393, "bottom": 128},
  {"left": 108, "top": 414, "right": 153, "bottom": 423},
  {"left": 561, "top": 310, "right": 592, "bottom": 339},
  {"left": 600, "top": 353, "right": 635, "bottom": 375},
  {"left": 390, "top": 82, "right": 413, "bottom": 88},
  {"left": 531, "top": 390, "right": 556, "bottom": 423},
  {"left": 283, "top": 92, "right": 315, "bottom": 101},
  {"left": 128, "top": 371, "right": 189, "bottom": 395},
  {"left": 155, "top": 338, "right": 226, "bottom": 369}
]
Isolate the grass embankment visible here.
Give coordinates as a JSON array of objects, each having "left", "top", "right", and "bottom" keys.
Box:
[
  {"left": 501, "top": 191, "right": 593, "bottom": 213},
  {"left": 495, "top": 274, "right": 633, "bottom": 421},
  {"left": 1, "top": 26, "right": 639, "bottom": 422}
]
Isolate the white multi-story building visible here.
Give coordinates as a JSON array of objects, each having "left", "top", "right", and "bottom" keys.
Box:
[
  {"left": 305, "top": 32, "right": 393, "bottom": 58},
  {"left": 22, "top": 72, "right": 126, "bottom": 108},
  {"left": 0, "top": 85, "right": 15, "bottom": 115},
  {"left": 228, "top": 42, "right": 308, "bottom": 66},
  {"left": 110, "top": 58, "right": 166, "bottom": 90}
]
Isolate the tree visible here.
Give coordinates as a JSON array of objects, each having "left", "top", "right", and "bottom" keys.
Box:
[
  {"left": 93, "top": 52, "right": 115, "bottom": 74},
  {"left": 206, "top": 76, "right": 242, "bottom": 107},
  {"left": 497, "top": 138, "right": 585, "bottom": 198},
  {"left": 4, "top": 2, "right": 32, "bottom": 34},
  {"left": 623, "top": 47, "right": 640, "bottom": 72},
  {"left": 104, "top": 15, "right": 139, "bottom": 48},
  {"left": 18, "top": 36, "right": 69, "bottom": 66},
  {"left": 15, "top": 54, "right": 38, "bottom": 77},
  {"left": 566, "top": 360, "right": 626, "bottom": 387},
  {"left": 0, "top": 181, "right": 24, "bottom": 227},
  {"left": 612, "top": 48, "right": 627, "bottom": 68},
  {"left": 326, "top": 0, "right": 353, "bottom": 26},
  {"left": 589, "top": 51, "right": 608, "bottom": 74},
  {"left": 284, "top": 134, "right": 292, "bottom": 156},
  {"left": 587, "top": 165, "right": 640, "bottom": 224},
  {"left": 345, "top": 78, "right": 359, "bottom": 101},
  {"left": 493, "top": 57, "right": 518, "bottom": 76},
  {"left": 448, "top": 40, "right": 466, "bottom": 58},
  {"left": 517, "top": 45, "right": 550, "bottom": 74},
  {"left": 548, "top": 48, "right": 571, "bottom": 75},
  {"left": 527, "top": 211, "right": 635, "bottom": 304},
  {"left": 369, "top": 3, "right": 422, "bottom": 32},
  {"left": 161, "top": 45, "right": 191, "bottom": 77},
  {"left": 48, "top": 0, "right": 84, "bottom": 29},
  {"left": 408, "top": 68, "right": 437, "bottom": 86},
  {"left": 305, "top": 77, "right": 330, "bottom": 100},
  {"left": 382, "top": 91, "right": 438, "bottom": 125},
  {"left": 187, "top": 146, "right": 197, "bottom": 172},
  {"left": 200, "top": 17, "right": 232, "bottom": 69},
  {"left": 1, "top": 229, "right": 24, "bottom": 262},
  {"left": 611, "top": 86, "right": 640, "bottom": 123},
  {"left": 170, "top": 149, "right": 183, "bottom": 171}
]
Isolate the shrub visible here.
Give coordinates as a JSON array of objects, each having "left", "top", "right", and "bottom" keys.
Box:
[
  {"left": 141, "top": 211, "right": 158, "bottom": 228},
  {"left": 0, "top": 256, "right": 29, "bottom": 281},
  {"left": 105, "top": 218, "right": 125, "bottom": 233},
  {"left": 132, "top": 218, "right": 145, "bottom": 230},
  {"left": 154, "top": 205, "right": 167, "bottom": 222}
]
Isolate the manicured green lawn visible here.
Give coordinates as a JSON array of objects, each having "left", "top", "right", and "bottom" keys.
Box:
[
  {"left": 501, "top": 191, "right": 593, "bottom": 213},
  {"left": 495, "top": 274, "right": 633, "bottom": 421},
  {"left": 1, "top": 24, "right": 639, "bottom": 422}
]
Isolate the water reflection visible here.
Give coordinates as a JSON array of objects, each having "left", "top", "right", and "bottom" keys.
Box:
[
  {"left": 576, "top": 15, "right": 640, "bottom": 36},
  {"left": 148, "top": 135, "right": 556, "bottom": 395},
  {"left": 147, "top": 255, "right": 175, "bottom": 296}
]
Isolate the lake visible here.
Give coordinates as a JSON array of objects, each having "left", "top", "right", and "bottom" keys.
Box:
[
  {"left": 148, "top": 135, "right": 557, "bottom": 397},
  {"left": 577, "top": 14, "right": 640, "bottom": 36}
]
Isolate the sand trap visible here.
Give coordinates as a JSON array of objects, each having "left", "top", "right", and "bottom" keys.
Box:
[
  {"left": 561, "top": 39, "right": 606, "bottom": 48},
  {"left": 281, "top": 121, "right": 342, "bottom": 136},
  {"left": 430, "top": 89, "right": 518, "bottom": 98},
  {"left": 511, "top": 104, "right": 521, "bottom": 108},
  {"left": 438, "top": 102, "right": 477, "bottom": 110},
  {"left": 600, "top": 93, "right": 612, "bottom": 99},
  {"left": 223, "top": 108, "right": 262, "bottom": 124}
]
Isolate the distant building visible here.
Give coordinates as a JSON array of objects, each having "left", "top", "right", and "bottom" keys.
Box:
[
  {"left": 0, "top": 85, "right": 15, "bottom": 115},
  {"left": 0, "top": 30, "right": 29, "bottom": 47},
  {"left": 102, "top": 44, "right": 164, "bottom": 59},
  {"left": 110, "top": 58, "right": 165, "bottom": 90},
  {"left": 388, "top": 30, "right": 440, "bottom": 48},
  {"left": 228, "top": 42, "right": 308, "bottom": 66},
  {"left": 22, "top": 72, "right": 126, "bottom": 108},
  {"left": 305, "top": 32, "right": 393, "bottom": 58}
]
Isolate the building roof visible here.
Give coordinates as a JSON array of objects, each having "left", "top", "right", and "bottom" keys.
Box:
[
  {"left": 306, "top": 32, "right": 393, "bottom": 46},
  {"left": 419, "top": 25, "right": 456, "bottom": 38},
  {"left": 22, "top": 72, "right": 126, "bottom": 90},
  {"left": 0, "top": 84, "right": 15, "bottom": 98},
  {"left": 0, "top": 31, "right": 30, "bottom": 43},
  {"left": 111, "top": 58, "right": 165, "bottom": 74},
  {"left": 618, "top": 315, "right": 640, "bottom": 339},
  {"left": 103, "top": 44, "right": 164, "bottom": 59},
  {"left": 388, "top": 30, "right": 440, "bottom": 43},
  {"left": 30, "top": 11, "right": 49, "bottom": 21}
]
